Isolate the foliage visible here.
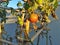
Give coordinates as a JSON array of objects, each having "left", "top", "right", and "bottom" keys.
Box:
[{"left": 0, "top": 0, "right": 59, "bottom": 45}]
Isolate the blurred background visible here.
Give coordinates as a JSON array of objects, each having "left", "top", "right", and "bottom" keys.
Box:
[{"left": 2, "top": 0, "right": 60, "bottom": 45}]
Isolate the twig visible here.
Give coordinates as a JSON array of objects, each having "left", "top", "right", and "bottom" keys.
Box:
[
  {"left": 17, "top": 36, "right": 34, "bottom": 45},
  {"left": 46, "top": 31, "right": 48, "bottom": 45},
  {"left": 0, "top": 39, "right": 16, "bottom": 45},
  {"left": 37, "top": 33, "right": 40, "bottom": 45},
  {"left": 31, "top": 27, "right": 43, "bottom": 42},
  {"left": 49, "top": 36, "right": 52, "bottom": 45}
]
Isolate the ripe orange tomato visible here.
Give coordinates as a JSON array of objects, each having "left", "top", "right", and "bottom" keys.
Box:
[{"left": 29, "top": 13, "right": 38, "bottom": 23}]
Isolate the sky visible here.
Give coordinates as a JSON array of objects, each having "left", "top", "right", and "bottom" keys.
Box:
[
  {"left": 7, "top": 0, "right": 60, "bottom": 9},
  {"left": 7, "top": 0, "right": 23, "bottom": 9}
]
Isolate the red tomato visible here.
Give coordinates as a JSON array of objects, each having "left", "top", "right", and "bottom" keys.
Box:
[{"left": 29, "top": 13, "right": 38, "bottom": 23}]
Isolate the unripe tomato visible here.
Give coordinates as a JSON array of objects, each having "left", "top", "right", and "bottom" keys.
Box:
[{"left": 29, "top": 13, "right": 38, "bottom": 23}]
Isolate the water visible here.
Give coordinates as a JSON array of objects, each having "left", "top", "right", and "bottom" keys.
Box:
[{"left": 4, "top": 6, "right": 60, "bottom": 45}]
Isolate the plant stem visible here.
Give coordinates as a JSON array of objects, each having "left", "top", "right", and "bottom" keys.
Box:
[
  {"left": 49, "top": 36, "right": 52, "bottom": 45},
  {"left": 37, "top": 33, "right": 40, "bottom": 45},
  {"left": 0, "top": 23, "right": 3, "bottom": 45},
  {"left": 31, "top": 27, "right": 43, "bottom": 42},
  {"left": 46, "top": 31, "right": 48, "bottom": 45}
]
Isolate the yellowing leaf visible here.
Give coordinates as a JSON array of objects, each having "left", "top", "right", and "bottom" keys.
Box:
[
  {"left": 21, "top": 13, "right": 25, "bottom": 21},
  {"left": 17, "top": 16, "right": 21, "bottom": 21},
  {"left": 25, "top": 19, "right": 30, "bottom": 35},
  {"left": 52, "top": 0, "right": 58, "bottom": 9},
  {"left": 17, "top": 16, "right": 23, "bottom": 26},
  {"left": 36, "top": 0, "right": 43, "bottom": 4},
  {"left": 44, "top": 15, "right": 51, "bottom": 23},
  {"left": 33, "top": 24, "right": 38, "bottom": 30},
  {"left": 0, "top": 24, "right": 2, "bottom": 33},
  {"left": 28, "top": 2, "right": 38, "bottom": 12},
  {"left": 17, "top": 13, "right": 25, "bottom": 26},
  {"left": 46, "top": 19, "right": 51, "bottom": 23},
  {"left": 51, "top": 13, "right": 58, "bottom": 20}
]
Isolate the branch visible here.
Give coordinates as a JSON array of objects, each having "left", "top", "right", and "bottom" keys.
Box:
[
  {"left": 0, "top": 39, "right": 16, "bottom": 45},
  {"left": 31, "top": 27, "right": 43, "bottom": 42}
]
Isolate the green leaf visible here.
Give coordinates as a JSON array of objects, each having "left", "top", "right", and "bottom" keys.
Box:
[
  {"left": 24, "top": 2, "right": 30, "bottom": 10},
  {"left": 1, "top": 2, "right": 7, "bottom": 7},
  {"left": 17, "top": 2, "right": 22, "bottom": 7},
  {"left": 0, "top": 9, "right": 6, "bottom": 23},
  {"left": 53, "top": 0, "right": 58, "bottom": 9},
  {"left": 49, "top": 0, "right": 54, "bottom": 2}
]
